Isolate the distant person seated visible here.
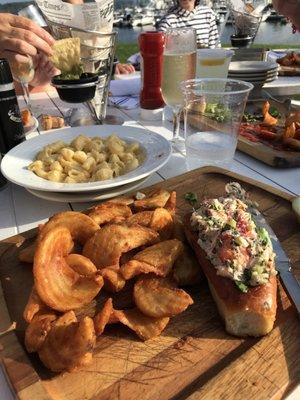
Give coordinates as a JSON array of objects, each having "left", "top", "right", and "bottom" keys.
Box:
[{"left": 158, "top": 0, "right": 220, "bottom": 48}]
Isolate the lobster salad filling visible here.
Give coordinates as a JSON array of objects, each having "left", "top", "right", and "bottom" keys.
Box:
[{"left": 190, "top": 191, "right": 277, "bottom": 293}]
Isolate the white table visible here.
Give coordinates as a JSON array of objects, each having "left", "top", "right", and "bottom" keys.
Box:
[{"left": 0, "top": 90, "right": 299, "bottom": 400}]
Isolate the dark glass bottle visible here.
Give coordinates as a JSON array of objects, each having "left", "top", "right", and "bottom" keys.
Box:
[
  {"left": 0, "top": 123, "right": 7, "bottom": 190},
  {"left": 0, "top": 59, "right": 24, "bottom": 152}
]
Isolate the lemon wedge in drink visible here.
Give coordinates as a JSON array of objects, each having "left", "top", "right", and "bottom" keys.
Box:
[{"left": 200, "top": 58, "right": 226, "bottom": 66}]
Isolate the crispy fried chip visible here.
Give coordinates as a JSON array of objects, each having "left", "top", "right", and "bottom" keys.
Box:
[
  {"left": 112, "top": 308, "right": 169, "bottom": 341},
  {"left": 38, "top": 311, "right": 96, "bottom": 372},
  {"left": 134, "top": 189, "right": 171, "bottom": 211},
  {"left": 173, "top": 245, "right": 203, "bottom": 286},
  {"left": 40, "top": 211, "right": 99, "bottom": 245},
  {"left": 93, "top": 298, "right": 113, "bottom": 336},
  {"left": 19, "top": 242, "right": 36, "bottom": 263},
  {"left": 88, "top": 203, "right": 132, "bottom": 226},
  {"left": 34, "top": 226, "right": 103, "bottom": 312},
  {"left": 23, "top": 287, "right": 48, "bottom": 323},
  {"left": 82, "top": 224, "right": 159, "bottom": 269},
  {"left": 66, "top": 254, "right": 97, "bottom": 276},
  {"left": 121, "top": 239, "right": 183, "bottom": 280},
  {"left": 25, "top": 313, "right": 56, "bottom": 353},
  {"left": 100, "top": 267, "right": 126, "bottom": 293},
  {"left": 50, "top": 38, "right": 81, "bottom": 73},
  {"left": 134, "top": 275, "right": 193, "bottom": 318}
]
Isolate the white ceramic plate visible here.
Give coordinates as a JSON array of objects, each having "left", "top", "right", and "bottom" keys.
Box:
[
  {"left": 229, "top": 61, "right": 278, "bottom": 73},
  {"left": 26, "top": 176, "right": 150, "bottom": 203},
  {"left": 24, "top": 116, "right": 39, "bottom": 135},
  {"left": 228, "top": 74, "right": 278, "bottom": 83},
  {"left": 1, "top": 125, "right": 171, "bottom": 193},
  {"left": 227, "top": 69, "right": 278, "bottom": 79}
]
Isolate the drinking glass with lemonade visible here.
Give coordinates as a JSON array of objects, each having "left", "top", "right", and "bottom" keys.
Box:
[{"left": 196, "top": 49, "right": 234, "bottom": 79}]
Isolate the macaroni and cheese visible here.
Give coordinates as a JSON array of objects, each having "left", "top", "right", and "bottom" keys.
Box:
[{"left": 28, "top": 134, "right": 144, "bottom": 183}]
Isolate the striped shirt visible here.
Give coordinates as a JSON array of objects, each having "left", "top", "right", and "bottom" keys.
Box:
[{"left": 158, "top": 6, "right": 220, "bottom": 48}]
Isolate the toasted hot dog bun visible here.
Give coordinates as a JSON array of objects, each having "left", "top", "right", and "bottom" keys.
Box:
[{"left": 184, "top": 214, "right": 277, "bottom": 337}]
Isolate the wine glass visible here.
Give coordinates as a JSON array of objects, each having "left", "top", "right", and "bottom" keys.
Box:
[
  {"left": 11, "top": 55, "right": 35, "bottom": 111},
  {"left": 161, "top": 28, "right": 197, "bottom": 143}
]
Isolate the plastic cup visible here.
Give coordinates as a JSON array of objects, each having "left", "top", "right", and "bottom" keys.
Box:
[
  {"left": 181, "top": 78, "right": 253, "bottom": 169},
  {"left": 196, "top": 49, "right": 234, "bottom": 79}
]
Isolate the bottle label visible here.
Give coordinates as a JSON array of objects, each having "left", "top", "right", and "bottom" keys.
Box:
[{"left": 8, "top": 104, "right": 22, "bottom": 123}]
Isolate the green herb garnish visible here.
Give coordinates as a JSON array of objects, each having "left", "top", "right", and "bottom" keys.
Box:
[
  {"left": 235, "top": 280, "right": 248, "bottom": 293},
  {"left": 269, "top": 106, "right": 281, "bottom": 118},
  {"left": 243, "top": 112, "right": 258, "bottom": 123},
  {"left": 204, "top": 103, "right": 232, "bottom": 123},
  {"left": 184, "top": 192, "right": 198, "bottom": 207}
]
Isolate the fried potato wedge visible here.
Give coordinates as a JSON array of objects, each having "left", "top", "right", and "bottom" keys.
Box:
[
  {"left": 173, "top": 245, "right": 203, "bottom": 286},
  {"left": 88, "top": 203, "right": 132, "bottom": 226},
  {"left": 40, "top": 211, "right": 99, "bottom": 245},
  {"left": 121, "top": 239, "right": 183, "bottom": 280},
  {"left": 66, "top": 254, "right": 97, "bottom": 276},
  {"left": 134, "top": 275, "right": 193, "bottom": 318},
  {"left": 100, "top": 267, "right": 126, "bottom": 293},
  {"left": 112, "top": 308, "right": 169, "bottom": 341},
  {"left": 83, "top": 224, "right": 159, "bottom": 269},
  {"left": 25, "top": 313, "right": 56, "bottom": 353},
  {"left": 34, "top": 227, "right": 103, "bottom": 311},
  {"left": 134, "top": 189, "right": 170, "bottom": 211},
  {"left": 106, "top": 196, "right": 134, "bottom": 205},
  {"left": 38, "top": 311, "right": 96, "bottom": 372},
  {"left": 164, "top": 191, "right": 176, "bottom": 215},
  {"left": 19, "top": 242, "right": 36, "bottom": 263},
  {"left": 93, "top": 298, "right": 113, "bottom": 336},
  {"left": 23, "top": 287, "right": 49, "bottom": 323},
  {"left": 126, "top": 208, "right": 174, "bottom": 240}
]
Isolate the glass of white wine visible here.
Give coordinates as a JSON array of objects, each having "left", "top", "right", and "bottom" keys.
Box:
[
  {"left": 161, "top": 28, "right": 197, "bottom": 143},
  {"left": 11, "top": 55, "right": 35, "bottom": 110}
]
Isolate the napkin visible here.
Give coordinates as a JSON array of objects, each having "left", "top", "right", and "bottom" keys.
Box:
[
  {"left": 109, "top": 77, "right": 141, "bottom": 97},
  {"left": 108, "top": 95, "right": 139, "bottom": 110},
  {"left": 108, "top": 76, "right": 141, "bottom": 109}
]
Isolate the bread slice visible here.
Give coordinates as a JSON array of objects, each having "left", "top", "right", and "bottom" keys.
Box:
[{"left": 184, "top": 214, "right": 277, "bottom": 337}]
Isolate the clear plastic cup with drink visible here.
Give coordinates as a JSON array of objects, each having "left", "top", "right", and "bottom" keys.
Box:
[
  {"left": 196, "top": 49, "right": 234, "bottom": 79},
  {"left": 181, "top": 78, "right": 253, "bottom": 169}
]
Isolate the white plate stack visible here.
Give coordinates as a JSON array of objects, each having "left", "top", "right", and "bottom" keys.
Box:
[
  {"left": 228, "top": 61, "right": 279, "bottom": 87},
  {"left": 1, "top": 125, "right": 172, "bottom": 203}
]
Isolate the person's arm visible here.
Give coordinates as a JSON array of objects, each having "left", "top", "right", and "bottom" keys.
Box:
[
  {"left": 0, "top": 13, "right": 54, "bottom": 63},
  {"left": 208, "top": 11, "right": 220, "bottom": 48}
]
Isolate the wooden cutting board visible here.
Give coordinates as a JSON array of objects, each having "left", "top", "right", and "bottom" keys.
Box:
[
  {"left": 0, "top": 167, "right": 299, "bottom": 400},
  {"left": 237, "top": 136, "right": 300, "bottom": 167}
]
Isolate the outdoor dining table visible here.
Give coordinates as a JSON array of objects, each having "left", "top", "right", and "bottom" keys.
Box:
[{"left": 0, "top": 86, "right": 299, "bottom": 400}]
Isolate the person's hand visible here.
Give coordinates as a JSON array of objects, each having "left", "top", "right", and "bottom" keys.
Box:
[
  {"left": 0, "top": 13, "right": 55, "bottom": 66},
  {"left": 29, "top": 53, "right": 61, "bottom": 88},
  {"left": 115, "top": 63, "right": 135, "bottom": 75}
]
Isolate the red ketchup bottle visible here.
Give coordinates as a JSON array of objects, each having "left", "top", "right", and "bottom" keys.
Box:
[{"left": 139, "top": 32, "right": 165, "bottom": 118}]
